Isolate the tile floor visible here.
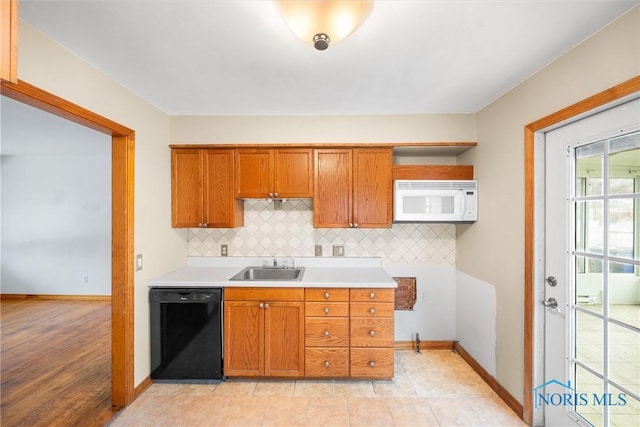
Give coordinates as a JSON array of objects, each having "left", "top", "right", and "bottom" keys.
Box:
[{"left": 108, "top": 350, "right": 526, "bottom": 426}]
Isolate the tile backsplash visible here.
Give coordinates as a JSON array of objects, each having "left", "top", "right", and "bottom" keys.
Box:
[{"left": 188, "top": 199, "right": 455, "bottom": 266}]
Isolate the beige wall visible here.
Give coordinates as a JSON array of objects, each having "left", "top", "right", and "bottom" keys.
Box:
[
  {"left": 170, "top": 114, "right": 477, "bottom": 144},
  {"left": 16, "top": 21, "right": 188, "bottom": 385},
  {"left": 457, "top": 5, "right": 640, "bottom": 403}
]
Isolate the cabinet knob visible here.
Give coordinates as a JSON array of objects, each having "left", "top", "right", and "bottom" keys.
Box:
[
  {"left": 324, "top": 292, "right": 330, "bottom": 299},
  {"left": 259, "top": 302, "right": 264, "bottom": 308},
  {"left": 369, "top": 361, "right": 376, "bottom": 368},
  {"left": 354, "top": 223, "right": 358, "bottom": 228},
  {"left": 274, "top": 192, "right": 279, "bottom": 197},
  {"left": 264, "top": 303, "right": 270, "bottom": 309},
  {"left": 369, "top": 308, "right": 376, "bottom": 315},
  {"left": 324, "top": 307, "right": 330, "bottom": 314},
  {"left": 197, "top": 222, "right": 203, "bottom": 227},
  {"left": 324, "top": 330, "right": 330, "bottom": 337},
  {"left": 349, "top": 223, "right": 353, "bottom": 228},
  {"left": 369, "top": 330, "right": 376, "bottom": 337},
  {"left": 268, "top": 192, "right": 274, "bottom": 198},
  {"left": 324, "top": 361, "right": 330, "bottom": 368},
  {"left": 203, "top": 223, "right": 208, "bottom": 227},
  {"left": 369, "top": 292, "right": 375, "bottom": 299}
]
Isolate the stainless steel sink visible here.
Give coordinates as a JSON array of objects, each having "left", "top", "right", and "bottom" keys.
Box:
[{"left": 229, "top": 266, "right": 305, "bottom": 281}]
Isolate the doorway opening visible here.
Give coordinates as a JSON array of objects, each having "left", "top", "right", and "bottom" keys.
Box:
[{"left": 0, "top": 79, "right": 135, "bottom": 408}]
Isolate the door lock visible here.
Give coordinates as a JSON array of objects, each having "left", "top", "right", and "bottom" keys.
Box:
[{"left": 546, "top": 276, "right": 558, "bottom": 287}]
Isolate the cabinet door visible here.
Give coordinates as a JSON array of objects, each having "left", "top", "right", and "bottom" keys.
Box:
[
  {"left": 352, "top": 148, "right": 393, "bottom": 228},
  {"left": 313, "top": 149, "right": 352, "bottom": 227},
  {"left": 223, "top": 301, "right": 264, "bottom": 376},
  {"left": 171, "top": 149, "right": 203, "bottom": 227},
  {"left": 264, "top": 301, "right": 304, "bottom": 377},
  {"left": 274, "top": 148, "right": 313, "bottom": 198},
  {"left": 203, "top": 149, "right": 244, "bottom": 227},
  {"left": 235, "top": 149, "right": 273, "bottom": 198}
]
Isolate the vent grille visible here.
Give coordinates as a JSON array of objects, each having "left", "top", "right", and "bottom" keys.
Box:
[{"left": 394, "top": 180, "right": 477, "bottom": 191}]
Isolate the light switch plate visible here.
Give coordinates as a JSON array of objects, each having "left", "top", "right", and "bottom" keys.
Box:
[
  {"left": 333, "top": 245, "right": 344, "bottom": 256},
  {"left": 135, "top": 254, "right": 143, "bottom": 271}
]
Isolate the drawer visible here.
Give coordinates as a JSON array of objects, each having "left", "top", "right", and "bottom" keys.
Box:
[
  {"left": 350, "top": 302, "right": 393, "bottom": 318},
  {"left": 350, "top": 348, "right": 394, "bottom": 378},
  {"left": 350, "top": 288, "right": 394, "bottom": 303},
  {"left": 305, "top": 348, "right": 349, "bottom": 377},
  {"left": 305, "top": 288, "right": 349, "bottom": 302},
  {"left": 224, "top": 287, "right": 304, "bottom": 301},
  {"left": 350, "top": 318, "right": 394, "bottom": 348},
  {"left": 305, "top": 302, "right": 349, "bottom": 317},
  {"left": 305, "top": 318, "right": 349, "bottom": 347}
]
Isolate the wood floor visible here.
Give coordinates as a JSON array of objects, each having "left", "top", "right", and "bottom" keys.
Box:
[{"left": 1, "top": 299, "right": 115, "bottom": 427}]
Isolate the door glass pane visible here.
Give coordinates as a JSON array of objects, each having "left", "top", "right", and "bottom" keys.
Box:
[
  {"left": 608, "top": 270, "right": 640, "bottom": 330},
  {"left": 608, "top": 322, "right": 640, "bottom": 397},
  {"left": 608, "top": 199, "right": 634, "bottom": 260},
  {"left": 576, "top": 310, "right": 603, "bottom": 373},
  {"left": 576, "top": 256, "right": 603, "bottom": 313},
  {"left": 609, "top": 132, "right": 640, "bottom": 196},
  {"left": 584, "top": 200, "right": 604, "bottom": 256},
  {"left": 576, "top": 141, "right": 604, "bottom": 196},
  {"left": 575, "top": 365, "right": 604, "bottom": 427},
  {"left": 609, "top": 385, "right": 639, "bottom": 427}
]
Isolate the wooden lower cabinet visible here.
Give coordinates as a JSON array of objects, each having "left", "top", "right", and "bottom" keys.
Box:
[
  {"left": 349, "top": 288, "right": 395, "bottom": 379},
  {"left": 224, "top": 286, "right": 395, "bottom": 379},
  {"left": 224, "top": 288, "right": 304, "bottom": 377}
]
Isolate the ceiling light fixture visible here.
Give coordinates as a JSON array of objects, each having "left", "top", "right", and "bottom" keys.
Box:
[{"left": 277, "top": 0, "right": 373, "bottom": 51}]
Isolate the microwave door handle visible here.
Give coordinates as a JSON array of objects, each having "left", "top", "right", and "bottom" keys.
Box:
[{"left": 457, "top": 190, "right": 466, "bottom": 220}]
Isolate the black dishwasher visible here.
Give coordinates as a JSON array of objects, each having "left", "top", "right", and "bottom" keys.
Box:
[{"left": 149, "top": 288, "right": 222, "bottom": 380}]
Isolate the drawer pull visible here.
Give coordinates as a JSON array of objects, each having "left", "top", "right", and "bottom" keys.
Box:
[
  {"left": 369, "top": 330, "right": 375, "bottom": 337},
  {"left": 324, "top": 307, "right": 330, "bottom": 314},
  {"left": 369, "top": 361, "right": 375, "bottom": 368},
  {"left": 369, "top": 292, "right": 375, "bottom": 299},
  {"left": 324, "top": 330, "right": 330, "bottom": 337},
  {"left": 369, "top": 308, "right": 376, "bottom": 315},
  {"left": 324, "top": 292, "right": 330, "bottom": 299},
  {"left": 324, "top": 361, "right": 330, "bottom": 368}
]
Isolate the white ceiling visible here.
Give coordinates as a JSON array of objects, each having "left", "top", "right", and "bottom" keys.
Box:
[{"left": 19, "top": 0, "right": 639, "bottom": 116}]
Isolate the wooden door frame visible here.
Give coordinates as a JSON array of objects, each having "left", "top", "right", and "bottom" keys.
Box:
[
  {"left": 1, "top": 79, "right": 136, "bottom": 408},
  {"left": 522, "top": 75, "right": 640, "bottom": 424}
]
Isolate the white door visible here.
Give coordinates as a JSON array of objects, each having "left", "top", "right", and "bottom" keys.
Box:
[{"left": 540, "top": 98, "right": 640, "bottom": 426}]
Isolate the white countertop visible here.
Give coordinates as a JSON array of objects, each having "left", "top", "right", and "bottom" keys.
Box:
[{"left": 148, "top": 257, "right": 397, "bottom": 289}]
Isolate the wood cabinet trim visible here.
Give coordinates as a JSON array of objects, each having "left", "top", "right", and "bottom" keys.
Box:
[
  {"left": 170, "top": 142, "right": 476, "bottom": 149},
  {"left": 392, "top": 165, "right": 474, "bottom": 180}
]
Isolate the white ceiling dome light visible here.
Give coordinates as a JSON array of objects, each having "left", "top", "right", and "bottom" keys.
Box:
[{"left": 276, "top": 0, "right": 374, "bottom": 50}]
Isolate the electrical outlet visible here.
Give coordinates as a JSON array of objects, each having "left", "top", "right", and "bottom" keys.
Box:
[
  {"left": 333, "top": 245, "right": 344, "bottom": 256},
  {"left": 135, "top": 254, "right": 143, "bottom": 271},
  {"left": 314, "top": 245, "right": 322, "bottom": 256},
  {"left": 221, "top": 244, "right": 228, "bottom": 257}
]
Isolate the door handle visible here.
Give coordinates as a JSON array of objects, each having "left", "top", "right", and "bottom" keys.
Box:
[{"left": 542, "top": 297, "right": 560, "bottom": 312}]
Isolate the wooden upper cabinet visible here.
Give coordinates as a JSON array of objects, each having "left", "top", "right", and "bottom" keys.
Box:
[
  {"left": 1, "top": 0, "right": 18, "bottom": 83},
  {"left": 274, "top": 149, "right": 313, "bottom": 198},
  {"left": 313, "top": 149, "right": 352, "bottom": 227},
  {"left": 352, "top": 148, "right": 393, "bottom": 228},
  {"left": 313, "top": 148, "right": 392, "bottom": 228},
  {"left": 236, "top": 148, "right": 313, "bottom": 198},
  {"left": 171, "top": 148, "right": 243, "bottom": 228},
  {"left": 172, "top": 149, "right": 203, "bottom": 228}
]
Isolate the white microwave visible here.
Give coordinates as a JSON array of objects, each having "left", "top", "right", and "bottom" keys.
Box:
[{"left": 393, "top": 180, "right": 477, "bottom": 223}]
